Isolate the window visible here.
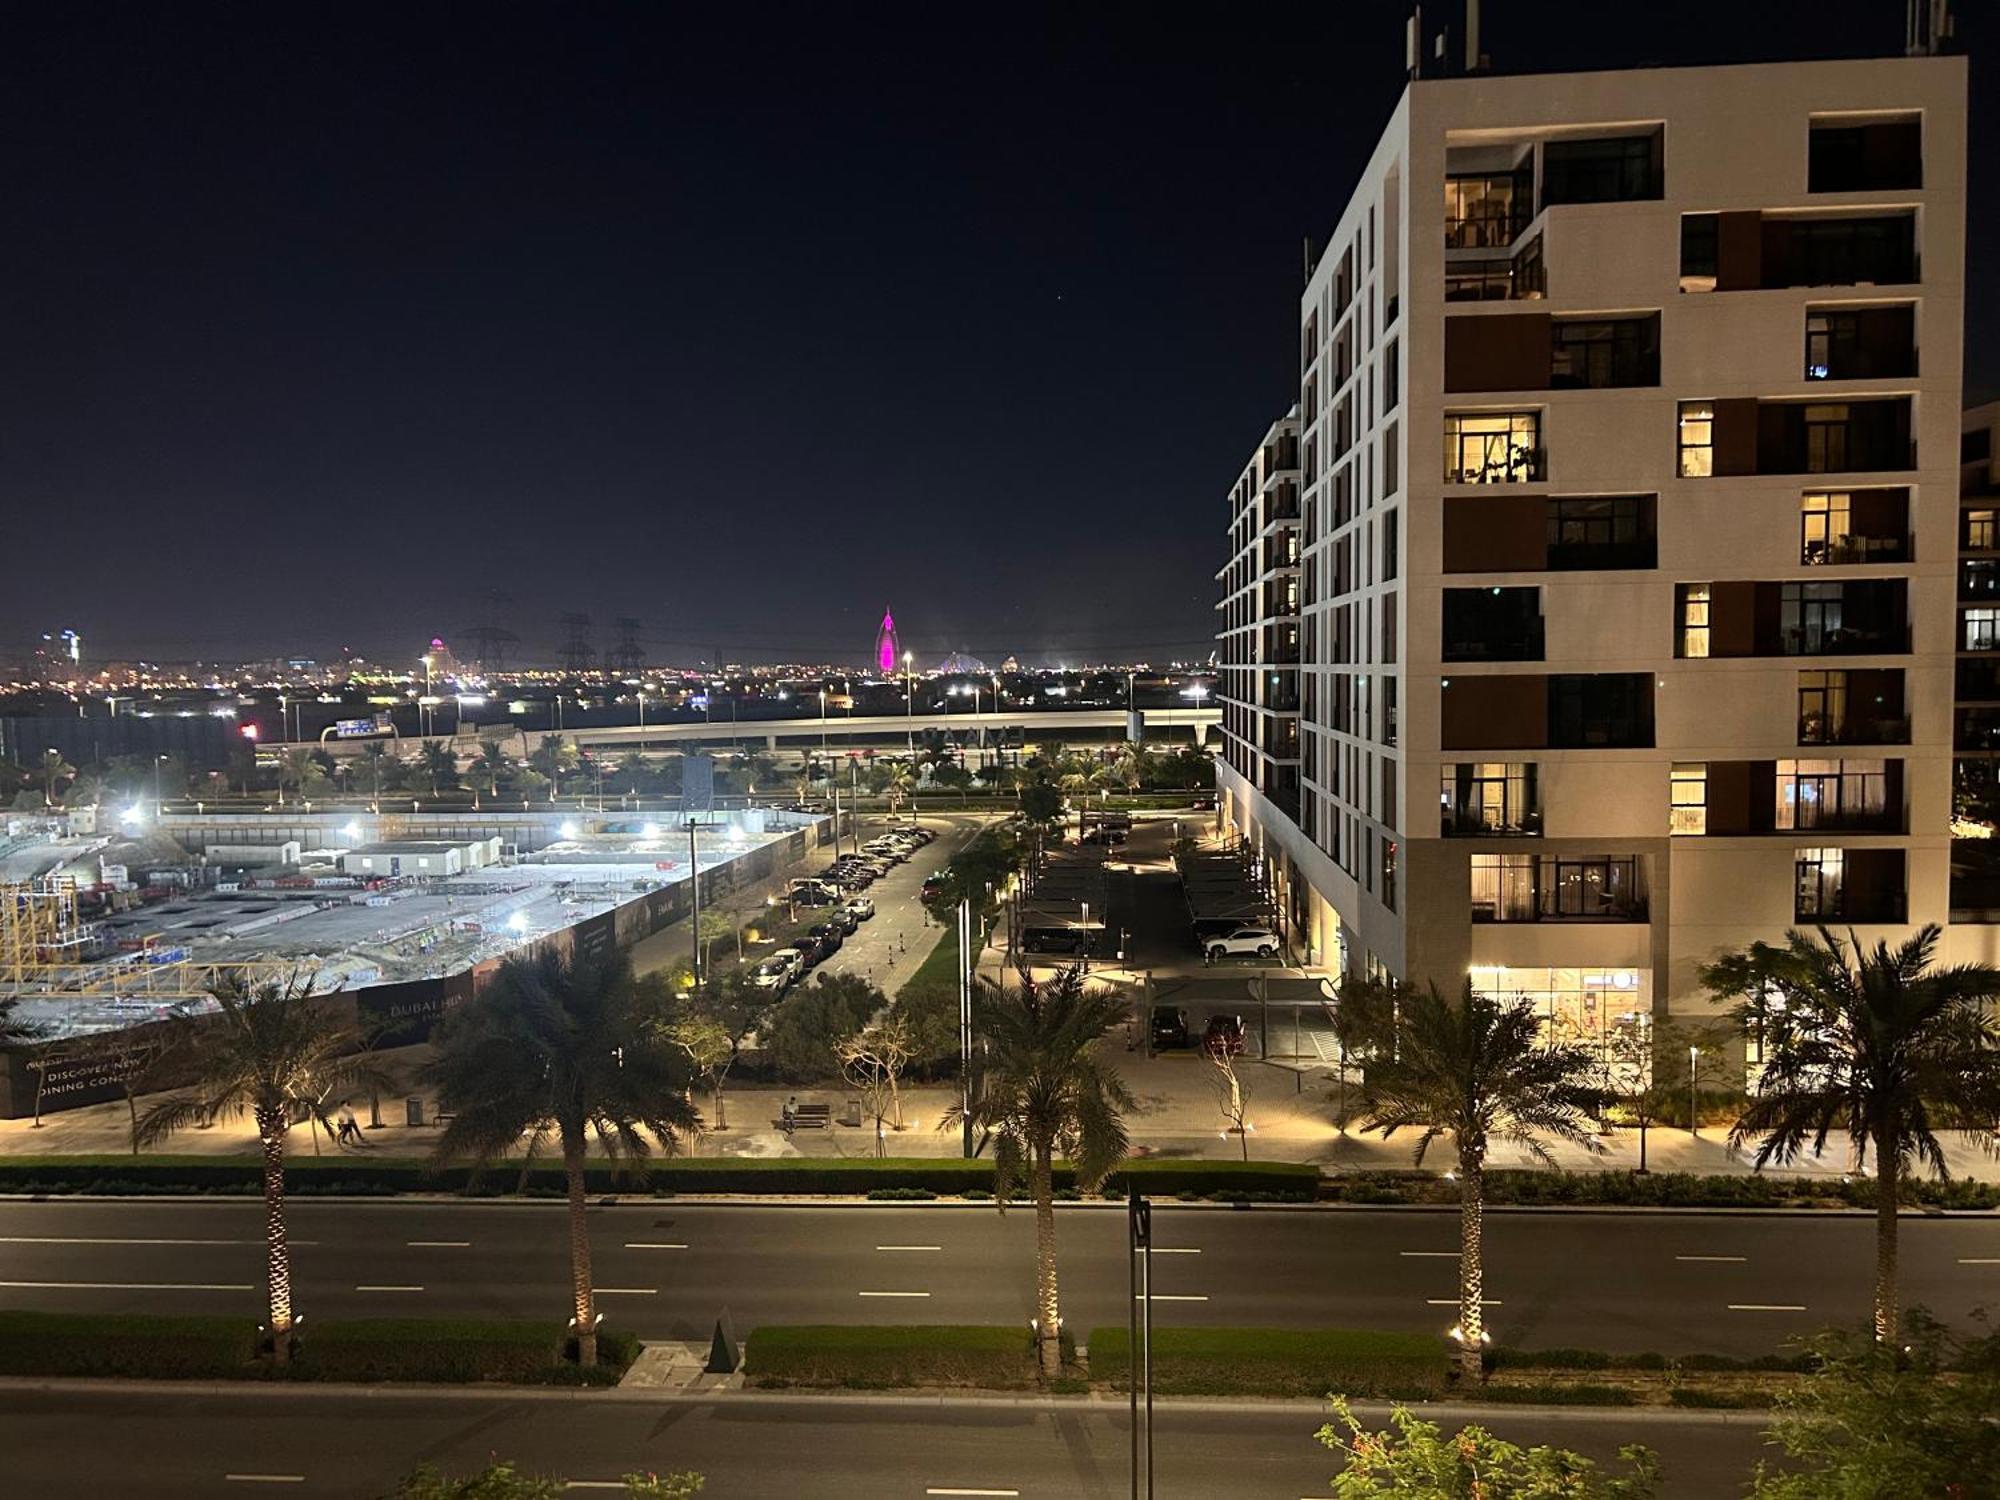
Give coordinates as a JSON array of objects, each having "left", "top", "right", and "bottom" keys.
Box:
[
  {"left": 1966, "top": 510, "right": 1997, "bottom": 551},
  {"left": 1782, "top": 582, "right": 1846, "bottom": 654},
  {"left": 1805, "top": 404, "right": 1854, "bottom": 472},
  {"left": 1444, "top": 411, "right": 1542, "bottom": 484},
  {"left": 1443, "top": 587, "right": 1544, "bottom": 662},
  {"left": 1541, "top": 133, "right": 1663, "bottom": 206},
  {"left": 1800, "top": 491, "right": 1850, "bottom": 566},
  {"left": 1546, "top": 495, "right": 1656, "bottom": 569},
  {"left": 1550, "top": 316, "right": 1660, "bottom": 388},
  {"left": 1670, "top": 763, "right": 1707, "bottom": 835},
  {"left": 1808, "top": 117, "right": 1921, "bottom": 193},
  {"left": 1677, "top": 585, "right": 1711, "bottom": 659},
  {"left": 1381, "top": 839, "right": 1398, "bottom": 914},
  {"left": 1678, "top": 401, "right": 1713, "bottom": 477},
  {"left": 1776, "top": 758, "right": 1890, "bottom": 831},
  {"left": 1795, "top": 847, "right": 1845, "bottom": 919},
  {"left": 1441, "top": 762, "right": 1539, "bottom": 836},
  {"left": 1679, "top": 213, "right": 1718, "bottom": 293},
  {"left": 1445, "top": 172, "right": 1528, "bottom": 249},
  {"left": 1470, "top": 853, "right": 1646, "bottom": 921},
  {"left": 1381, "top": 508, "right": 1399, "bottom": 581},
  {"left": 1383, "top": 676, "right": 1398, "bottom": 747},
  {"left": 1383, "top": 421, "right": 1399, "bottom": 498},
  {"left": 1383, "top": 338, "right": 1400, "bottom": 413},
  {"left": 1966, "top": 429, "right": 1994, "bottom": 466},
  {"left": 1966, "top": 609, "right": 2000, "bottom": 652}
]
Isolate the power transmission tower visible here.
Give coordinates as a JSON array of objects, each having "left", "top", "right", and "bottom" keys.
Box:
[
  {"left": 460, "top": 626, "right": 520, "bottom": 673},
  {"left": 558, "top": 613, "right": 596, "bottom": 673},
  {"left": 608, "top": 617, "right": 646, "bottom": 674}
]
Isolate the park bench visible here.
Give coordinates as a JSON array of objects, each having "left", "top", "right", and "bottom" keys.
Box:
[{"left": 776, "top": 1102, "right": 832, "bottom": 1131}]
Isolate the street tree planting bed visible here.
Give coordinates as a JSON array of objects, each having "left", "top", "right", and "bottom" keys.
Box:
[
  {"left": 744, "top": 1324, "right": 1071, "bottom": 1389},
  {"left": 1088, "top": 1326, "right": 1448, "bottom": 1398}
]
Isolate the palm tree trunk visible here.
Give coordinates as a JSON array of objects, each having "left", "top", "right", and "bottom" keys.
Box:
[
  {"left": 1456, "top": 1144, "right": 1486, "bottom": 1380},
  {"left": 1873, "top": 1130, "right": 1899, "bottom": 1344},
  {"left": 256, "top": 1106, "right": 295, "bottom": 1366},
  {"left": 563, "top": 1130, "right": 598, "bottom": 1366},
  {"left": 1032, "top": 1146, "right": 1062, "bottom": 1380}
]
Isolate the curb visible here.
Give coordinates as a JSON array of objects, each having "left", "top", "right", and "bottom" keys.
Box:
[{"left": 0, "top": 1374, "right": 1775, "bottom": 1423}]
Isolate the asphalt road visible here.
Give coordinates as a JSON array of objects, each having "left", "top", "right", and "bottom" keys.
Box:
[
  {"left": 0, "top": 1385, "right": 1776, "bottom": 1498},
  {"left": 0, "top": 1199, "right": 1993, "bottom": 1355}
]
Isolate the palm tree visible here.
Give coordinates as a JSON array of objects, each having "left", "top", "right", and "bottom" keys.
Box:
[
  {"left": 417, "top": 741, "right": 458, "bottom": 796},
  {"left": 278, "top": 748, "right": 316, "bottom": 804},
  {"left": 133, "top": 972, "right": 393, "bottom": 1364},
  {"left": 0, "top": 998, "right": 45, "bottom": 1048},
  {"left": 1702, "top": 925, "right": 2000, "bottom": 1343},
  {"left": 37, "top": 749, "right": 76, "bottom": 808},
  {"left": 1342, "top": 979, "right": 1610, "bottom": 1379},
  {"left": 423, "top": 948, "right": 699, "bottom": 1366},
  {"left": 946, "top": 967, "right": 1132, "bottom": 1379},
  {"left": 884, "top": 763, "right": 915, "bottom": 817}
]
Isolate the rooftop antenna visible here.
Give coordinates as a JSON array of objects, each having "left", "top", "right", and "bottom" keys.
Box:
[
  {"left": 1406, "top": 4, "right": 1422, "bottom": 79},
  {"left": 1906, "top": 0, "right": 1954, "bottom": 55}
]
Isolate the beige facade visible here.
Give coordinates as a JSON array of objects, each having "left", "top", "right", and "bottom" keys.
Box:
[{"left": 1220, "top": 55, "right": 1969, "bottom": 1035}]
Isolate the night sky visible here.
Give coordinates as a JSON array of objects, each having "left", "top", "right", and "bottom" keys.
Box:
[{"left": 3, "top": 2, "right": 1994, "bottom": 669}]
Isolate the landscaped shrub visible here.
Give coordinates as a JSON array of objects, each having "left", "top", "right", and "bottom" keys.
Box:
[
  {"left": 1088, "top": 1326, "right": 1447, "bottom": 1398},
  {"left": 0, "top": 1310, "right": 259, "bottom": 1379},
  {"left": 743, "top": 1325, "right": 1063, "bottom": 1389},
  {"left": 293, "top": 1319, "right": 568, "bottom": 1383}
]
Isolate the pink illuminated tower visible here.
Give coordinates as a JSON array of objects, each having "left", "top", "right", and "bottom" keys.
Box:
[{"left": 874, "top": 609, "right": 900, "bottom": 675}]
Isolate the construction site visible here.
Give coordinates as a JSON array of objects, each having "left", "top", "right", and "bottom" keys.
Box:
[{"left": 0, "top": 803, "right": 837, "bottom": 1117}]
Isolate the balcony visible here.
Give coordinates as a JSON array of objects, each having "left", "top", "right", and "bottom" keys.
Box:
[
  {"left": 1445, "top": 412, "right": 1544, "bottom": 484},
  {"left": 1445, "top": 238, "right": 1546, "bottom": 303},
  {"left": 1471, "top": 854, "right": 1648, "bottom": 924},
  {"left": 1443, "top": 587, "right": 1545, "bottom": 663},
  {"left": 1796, "top": 848, "right": 1905, "bottom": 924},
  {"left": 1805, "top": 305, "right": 1917, "bottom": 382},
  {"left": 1804, "top": 533, "right": 1911, "bottom": 567},
  {"left": 1680, "top": 210, "right": 1917, "bottom": 294},
  {"left": 1681, "top": 580, "right": 1909, "bottom": 659},
  {"left": 1799, "top": 713, "right": 1911, "bottom": 746}
]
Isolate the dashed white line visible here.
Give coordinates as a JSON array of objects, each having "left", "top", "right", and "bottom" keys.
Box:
[
  {"left": 0, "top": 1280, "right": 253, "bottom": 1292},
  {"left": 858, "top": 1290, "right": 931, "bottom": 1298},
  {"left": 926, "top": 1490, "right": 1021, "bottom": 1497},
  {"left": 1676, "top": 1255, "right": 1748, "bottom": 1263},
  {"left": 594, "top": 1287, "right": 658, "bottom": 1296},
  {"left": 1426, "top": 1298, "right": 1502, "bottom": 1306},
  {"left": 1959, "top": 1258, "right": 2000, "bottom": 1265},
  {"left": 1728, "top": 1303, "right": 1807, "bottom": 1312},
  {"left": 0, "top": 1236, "right": 317, "bottom": 1247},
  {"left": 224, "top": 1477, "right": 305, "bottom": 1486},
  {"left": 406, "top": 1241, "right": 470, "bottom": 1248},
  {"left": 622, "top": 1243, "right": 689, "bottom": 1251},
  {"left": 1150, "top": 1247, "right": 1202, "bottom": 1255},
  {"left": 875, "top": 1245, "right": 942, "bottom": 1252},
  {"left": 1399, "top": 1251, "right": 1459, "bottom": 1258},
  {"left": 1135, "top": 1293, "right": 1208, "bottom": 1302},
  {"left": 355, "top": 1285, "right": 424, "bottom": 1293}
]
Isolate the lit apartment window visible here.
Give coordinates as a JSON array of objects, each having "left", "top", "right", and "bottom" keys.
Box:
[
  {"left": 1794, "top": 847, "right": 1845, "bottom": 919},
  {"left": 1965, "top": 609, "right": 2000, "bottom": 652},
  {"left": 1443, "top": 411, "right": 1542, "bottom": 484},
  {"left": 1806, "top": 404, "right": 1854, "bottom": 472},
  {"left": 1382, "top": 840, "right": 1399, "bottom": 913},
  {"left": 1776, "top": 758, "right": 1889, "bottom": 831},
  {"left": 1798, "top": 670, "right": 1848, "bottom": 744},
  {"left": 1967, "top": 509, "right": 1997, "bottom": 551},
  {"left": 1669, "top": 763, "right": 1707, "bottom": 835},
  {"left": 1441, "top": 762, "right": 1538, "bottom": 836},
  {"left": 1677, "top": 401, "right": 1714, "bottom": 477},
  {"left": 1677, "top": 584, "right": 1712, "bottom": 659},
  {"left": 1800, "top": 492, "right": 1851, "bottom": 566}
]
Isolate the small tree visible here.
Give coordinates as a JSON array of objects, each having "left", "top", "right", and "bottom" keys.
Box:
[
  {"left": 1318, "top": 1399, "right": 1660, "bottom": 1498},
  {"left": 837, "top": 1017, "right": 915, "bottom": 1155},
  {"left": 765, "top": 974, "right": 881, "bottom": 1082},
  {"left": 1206, "top": 1039, "right": 1253, "bottom": 1161}
]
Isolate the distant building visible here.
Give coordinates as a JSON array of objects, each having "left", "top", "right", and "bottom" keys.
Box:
[
  {"left": 874, "top": 610, "right": 901, "bottom": 675},
  {"left": 1001, "top": 655, "right": 1020, "bottom": 674},
  {"left": 939, "top": 651, "right": 988, "bottom": 675}
]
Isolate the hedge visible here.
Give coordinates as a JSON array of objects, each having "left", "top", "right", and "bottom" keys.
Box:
[
  {"left": 744, "top": 1324, "right": 1067, "bottom": 1389},
  {"left": 1087, "top": 1326, "right": 1447, "bottom": 1398},
  {"left": 0, "top": 1311, "right": 633, "bottom": 1383},
  {"left": 1487, "top": 1345, "right": 1812, "bottom": 1374},
  {"left": 1319, "top": 1169, "right": 2000, "bottom": 1212},
  {"left": 0, "top": 1154, "right": 1319, "bottom": 1201},
  {"left": 0, "top": 1310, "right": 260, "bottom": 1379}
]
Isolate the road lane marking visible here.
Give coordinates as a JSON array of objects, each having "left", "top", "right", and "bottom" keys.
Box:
[
  {"left": 406, "top": 1241, "right": 470, "bottom": 1248},
  {"left": 564, "top": 1485, "right": 627, "bottom": 1492},
  {"left": 1676, "top": 1255, "right": 1748, "bottom": 1263},
  {"left": 1729, "top": 1304, "right": 1807, "bottom": 1312},
  {"left": 1426, "top": 1298, "right": 1501, "bottom": 1306},
  {"left": 595, "top": 1288, "right": 658, "bottom": 1295},
  {"left": 1960, "top": 1258, "right": 2000, "bottom": 1265},
  {"left": 0, "top": 1236, "right": 318, "bottom": 1247},
  {"left": 859, "top": 1290, "right": 931, "bottom": 1298},
  {"left": 355, "top": 1285, "right": 424, "bottom": 1293},
  {"left": 1400, "top": 1251, "right": 1458, "bottom": 1258},
  {"left": 1151, "top": 1247, "right": 1201, "bottom": 1255},
  {"left": 926, "top": 1490, "right": 1021, "bottom": 1497},
  {"left": 0, "top": 1280, "right": 253, "bottom": 1291},
  {"left": 224, "top": 1477, "right": 305, "bottom": 1485},
  {"left": 875, "top": 1245, "right": 943, "bottom": 1252},
  {"left": 1135, "top": 1293, "right": 1208, "bottom": 1302},
  {"left": 623, "top": 1243, "right": 689, "bottom": 1250}
]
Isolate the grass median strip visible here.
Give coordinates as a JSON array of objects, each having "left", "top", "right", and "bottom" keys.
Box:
[
  {"left": 1089, "top": 1326, "right": 1449, "bottom": 1399},
  {"left": 744, "top": 1324, "right": 1067, "bottom": 1390}
]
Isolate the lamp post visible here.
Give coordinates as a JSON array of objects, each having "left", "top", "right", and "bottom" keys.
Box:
[
  {"left": 1688, "top": 1045, "right": 1700, "bottom": 1138},
  {"left": 819, "top": 688, "right": 828, "bottom": 760},
  {"left": 903, "top": 651, "right": 915, "bottom": 759},
  {"left": 1080, "top": 899, "right": 1091, "bottom": 976},
  {"left": 154, "top": 754, "right": 168, "bottom": 817}
]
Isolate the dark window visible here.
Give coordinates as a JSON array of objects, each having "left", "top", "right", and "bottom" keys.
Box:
[
  {"left": 1679, "top": 213, "right": 1718, "bottom": 292},
  {"left": 1549, "top": 673, "right": 1653, "bottom": 748},
  {"left": 1440, "top": 762, "right": 1541, "bottom": 836},
  {"left": 1965, "top": 429, "right": 1993, "bottom": 466},
  {"left": 1546, "top": 495, "right": 1657, "bottom": 570},
  {"left": 1382, "top": 338, "right": 1400, "bottom": 412},
  {"left": 1443, "top": 587, "right": 1544, "bottom": 662},
  {"left": 1804, "top": 306, "right": 1916, "bottom": 381},
  {"left": 1782, "top": 215, "right": 1917, "bottom": 288},
  {"left": 1541, "top": 133, "right": 1663, "bottom": 206},
  {"left": 1551, "top": 315, "right": 1661, "bottom": 388},
  {"left": 1808, "top": 118, "right": 1922, "bottom": 193}
]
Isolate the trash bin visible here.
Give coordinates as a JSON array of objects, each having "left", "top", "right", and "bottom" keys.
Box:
[
  {"left": 841, "top": 1097, "right": 862, "bottom": 1128},
  {"left": 405, "top": 1096, "right": 425, "bottom": 1128}
]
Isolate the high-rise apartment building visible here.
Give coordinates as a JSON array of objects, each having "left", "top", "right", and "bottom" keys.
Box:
[{"left": 1218, "top": 51, "right": 1968, "bottom": 1040}]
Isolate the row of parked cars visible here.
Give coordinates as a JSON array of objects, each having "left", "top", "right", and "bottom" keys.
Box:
[{"left": 747, "top": 825, "right": 936, "bottom": 994}]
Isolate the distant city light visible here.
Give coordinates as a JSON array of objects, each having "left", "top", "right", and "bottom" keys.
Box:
[{"left": 240, "top": 723, "right": 259, "bottom": 740}]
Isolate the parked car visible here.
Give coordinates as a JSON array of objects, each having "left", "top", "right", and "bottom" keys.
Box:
[
  {"left": 1150, "top": 1006, "right": 1190, "bottom": 1050},
  {"left": 1079, "top": 825, "right": 1127, "bottom": 846},
  {"left": 791, "top": 935, "right": 833, "bottom": 967},
  {"left": 1202, "top": 1014, "right": 1246, "bottom": 1056},
  {"left": 808, "top": 922, "right": 845, "bottom": 953},
  {"left": 751, "top": 954, "right": 799, "bottom": 991},
  {"left": 827, "top": 908, "right": 860, "bottom": 935},
  {"left": 920, "top": 877, "right": 945, "bottom": 902},
  {"left": 844, "top": 896, "right": 876, "bottom": 921},
  {"left": 1205, "top": 926, "right": 1279, "bottom": 961}
]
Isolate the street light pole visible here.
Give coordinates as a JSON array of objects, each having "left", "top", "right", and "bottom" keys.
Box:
[
  {"left": 958, "top": 897, "right": 974, "bottom": 1159},
  {"left": 688, "top": 817, "right": 704, "bottom": 988},
  {"left": 1688, "top": 1045, "right": 1700, "bottom": 1138},
  {"left": 903, "top": 651, "right": 915, "bottom": 759}
]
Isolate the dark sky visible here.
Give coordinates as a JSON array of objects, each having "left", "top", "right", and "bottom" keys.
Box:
[{"left": 3, "top": 2, "right": 1994, "bottom": 669}]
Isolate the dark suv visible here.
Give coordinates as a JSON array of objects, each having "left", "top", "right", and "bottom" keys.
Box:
[{"left": 1150, "top": 1006, "right": 1190, "bottom": 1050}]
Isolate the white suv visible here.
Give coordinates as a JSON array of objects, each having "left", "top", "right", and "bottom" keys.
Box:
[{"left": 1205, "top": 927, "right": 1280, "bottom": 962}]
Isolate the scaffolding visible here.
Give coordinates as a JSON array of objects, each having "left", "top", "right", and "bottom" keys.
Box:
[{"left": 2, "top": 879, "right": 292, "bottom": 1002}]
